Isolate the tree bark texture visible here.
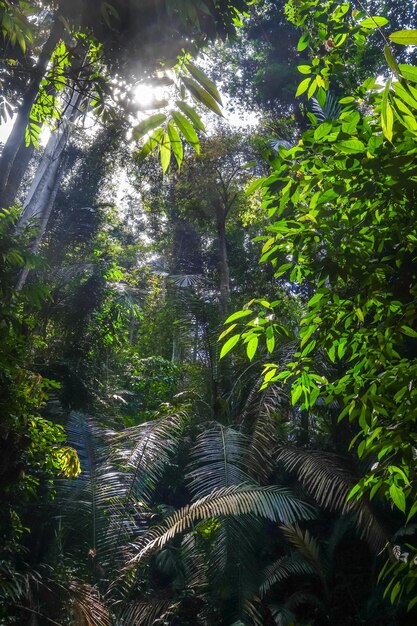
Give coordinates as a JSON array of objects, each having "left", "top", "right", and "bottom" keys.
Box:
[{"left": 0, "top": 16, "right": 64, "bottom": 206}]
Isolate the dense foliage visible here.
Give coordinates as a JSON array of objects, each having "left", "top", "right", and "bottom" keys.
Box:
[{"left": 1, "top": 0, "right": 417, "bottom": 625}]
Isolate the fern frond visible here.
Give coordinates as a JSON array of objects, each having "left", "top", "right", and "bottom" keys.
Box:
[
  {"left": 276, "top": 448, "right": 387, "bottom": 552},
  {"left": 133, "top": 484, "right": 315, "bottom": 560}
]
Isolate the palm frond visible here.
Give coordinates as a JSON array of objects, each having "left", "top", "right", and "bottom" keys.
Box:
[
  {"left": 259, "top": 553, "right": 315, "bottom": 598},
  {"left": 133, "top": 484, "right": 315, "bottom": 560},
  {"left": 276, "top": 448, "right": 387, "bottom": 552},
  {"left": 243, "top": 597, "right": 264, "bottom": 626},
  {"left": 311, "top": 92, "right": 342, "bottom": 121},
  {"left": 187, "top": 424, "right": 251, "bottom": 498},
  {"left": 0, "top": 560, "right": 28, "bottom": 604},
  {"left": 120, "top": 593, "right": 179, "bottom": 626},
  {"left": 241, "top": 383, "right": 290, "bottom": 483},
  {"left": 180, "top": 534, "right": 209, "bottom": 590},
  {"left": 69, "top": 580, "right": 112, "bottom": 626},
  {"left": 280, "top": 524, "right": 327, "bottom": 591}
]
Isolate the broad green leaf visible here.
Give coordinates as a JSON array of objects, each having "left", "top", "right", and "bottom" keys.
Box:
[
  {"left": 171, "top": 112, "right": 200, "bottom": 154},
  {"left": 360, "top": 16, "right": 389, "bottom": 29},
  {"left": 136, "top": 127, "right": 164, "bottom": 162},
  {"left": 297, "top": 33, "right": 309, "bottom": 52},
  {"left": 246, "top": 177, "right": 266, "bottom": 195},
  {"left": 176, "top": 100, "right": 206, "bottom": 131},
  {"left": 246, "top": 336, "right": 258, "bottom": 361},
  {"left": 220, "top": 334, "right": 240, "bottom": 359},
  {"left": 186, "top": 62, "right": 222, "bottom": 104},
  {"left": 389, "top": 30, "right": 417, "bottom": 46},
  {"left": 182, "top": 77, "right": 223, "bottom": 116},
  {"left": 224, "top": 309, "right": 253, "bottom": 324},
  {"left": 295, "top": 78, "right": 311, "bottom": 98},
  {"left": 297, "top": 65, "right": 311, "bottom": 75},
  {"left": 291, "top": 384, "right": 303, "bottom": 406},
  {"left": 337, "top": 139, "right": 365, "bottom": 153},
  {"left": 167, "top": 121, "right": 183, "bottom": 168},
  {"left": 307, "top": 78, "right": 317, "bottom": 100},
  {"left": 390, "top": 581, "right": 401, "bottom": 604},
  {"left": 384, "top": 45, "right": 399, "bottom": 75},
  {"left": 132, "top": 113, "right": 166, "bottom": 140},
  {"left": 407, "top": 501, "right": 417, "bottom": 524},
  {"left": 399, "top": 64, "right": 417, "bottom": 83},
  {"left": 266, "top": 325, "right": 275, "bottom": 353},
  {"left": 400, "top": 325, "right": 417, "bottom": 337},
  {"left": 389, "top": 483, "right": 406, "bottom": 512},
  {"left": 218, "top": 324, "right": 237, "bottom": 341},
  {"left": 381, "top": 80, "right": 394, "bottom": 141},
  {"left": 314, "top": 121, "right": 333, "bottom": 142},
  {"left": 393, "top": 82, "right": 417, "bottom": 110},
  {"left": 159, "top": 132, "right": 171, "bottom": 173}
]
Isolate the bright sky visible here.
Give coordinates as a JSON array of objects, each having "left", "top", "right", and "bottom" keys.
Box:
[{"left": 0, "top": 82, "right": 259, "bottom": 150}]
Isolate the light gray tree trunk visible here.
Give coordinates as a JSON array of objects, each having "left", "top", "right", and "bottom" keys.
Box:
[
  {"left": 16, "top": 90, "right": 83, "bottom": 291},
  {"left": 0, "top": 17, "right": 64, "bottom": 205}
]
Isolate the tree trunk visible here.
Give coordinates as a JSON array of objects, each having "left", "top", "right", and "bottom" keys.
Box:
[
  {"left": 216, "top": 208, "right": 230, "bottom": 315},
  {"left": 16, "top": 153, "right": 68, "bottom": 292},
  {"left": 1, "top": 141, "right": 35, "bottom": 208},
  {"left": 0, "top": 16, "right": 64, "bottom": 205},
  {"left": 16, "top": 90, "right": 82, "bottom": 290},
  {"left": 18, "top": 89, "right": 82, "bottom": 229}
]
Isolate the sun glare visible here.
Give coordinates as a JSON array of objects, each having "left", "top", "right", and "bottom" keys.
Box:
[{"left": 134, "top": 83, "right": 167, "bottom": 109}]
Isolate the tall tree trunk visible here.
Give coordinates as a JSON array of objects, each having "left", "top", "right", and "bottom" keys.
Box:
[
  {"left": 0, "top": 16, "right": 64, "bottom": 205},
  {"left": 18, "top": 90, "right": 81, "bottom": 229},
  {"left": 216, "top": 208, "right": 230, "bottom": 315},
  {"left": 16, "top": 90, "right": 82, "bottom": 291},
  {"left": 16, "top": 154, "right": 68, "bottom": 292},
  {"left": 1, "top": 141, "right": 35, "bottom": 208}
]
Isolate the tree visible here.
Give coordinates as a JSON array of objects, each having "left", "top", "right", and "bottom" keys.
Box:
[{"left": 220, "top": 0, "right": 417, "bottom": 610}]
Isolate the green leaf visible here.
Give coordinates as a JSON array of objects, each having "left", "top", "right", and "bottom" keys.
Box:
[
  {"left": 167, "top": 121, "right": 183, "bottom": 168},
  {"left": 295, "top": 78, "right": 311, "bottom": 98},
  {"left": 171, "top": 112, "right": 200, "bottom": 154},
  {"left": 360, "top": 16, "right": 389, "bottom": 29},
  {"left": 218, "top": 324, "right": 237, "bottom": 341},
  {"left": 406, "top": 500, "right": 417, "bottom": 523},
  {"left": 176, "top": 100, "right": 206, "bottom": 131},
  {"left": 220, "top": 334, "right": 240, "bottom": 359},
  {"left": 399, "top": 64, "right": 417, "bottom": 83},
  {"left": 246, "top": 336, "right": 258, "bottom": 361},
  {"left": 297, "top": 65, "right": 311, "bottom": 75},
  {"left": 159, "top": 132, "right": 171, "bottom": 173},
  {"left": 314, "top": 121, "right": 333, "bottom": 142},
  {"left": 136, "top": 127, "right": 164, "bottom": 162},
  {"left": 297, "top": 33, "right": 309, "bottom": 52},
  {"left": 186, "top": 62, "right": 222, "bottom": 104},
  {"left": 389, "top": 483, "right": 406, "bottom": 512},
  {"left": 266, "top": 325, "right": 275, "bottom": 353},
  {"left": 384, "top": 45, "right": 399, "bottom": 75},
  {"left": 381, "top": 80, "right": 394, "bottom": 142},
  {"left": 132, "top": 113, "right": 166, "bottom": 140},
  {"left": 389, "top": 30, "right": 417, "bottom": 46},
  {"left": 182, "top": 77, "right": 223, "bottom": 116},
  {"left": 400, "top": 325, "right": 417, "bottom": 337},
  {"left": 224, "top": 309, "right": 253, "bottom": 323},
  {"left": 291, "top": 384, "right": 303, "bottom": 406},
  {"left": 337, "top": 139, "right": 365, "bottom": 153}
]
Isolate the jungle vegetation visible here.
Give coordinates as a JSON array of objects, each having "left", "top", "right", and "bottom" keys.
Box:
[{"left": 1, "top": 0, "right": 417, "bottom": 624}]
